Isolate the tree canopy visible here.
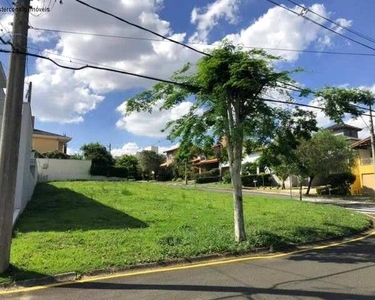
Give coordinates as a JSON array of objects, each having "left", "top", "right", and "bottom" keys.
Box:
[
  {"left": 126, "top": 43, "right": 313, "bottom": 242},
  {"left": 80, "top": 143, "right": 113, "bottom": 166},
  {"left": 138, "top": 150, "right": 165, "bottom": 180}
]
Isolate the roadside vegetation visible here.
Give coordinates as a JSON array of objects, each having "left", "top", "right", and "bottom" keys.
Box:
[{"left": 0, "top": 181, "right": 370, "bottom": 284}]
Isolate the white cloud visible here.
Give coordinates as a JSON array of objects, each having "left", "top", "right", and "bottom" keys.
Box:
[
  {"left": 27, "top": 52, "right": 104, "bottom": 123},
  {"left": 221, "top": 4, "right": 352, "bottom": 62},
  {"left": 0, "top": 1, "right": 352, "bottom": 125},
  {"left": 5, "top": 0, "right": 200, "bottom": 123},
  {"left": 111, "top": 142, "right": 143, "bottom": 157},
  {"left": 190, "top": 0, "right": 240, "bottom": 42},
  {"left": 116, "top": 100, "right": 193, "bottom": 138}
]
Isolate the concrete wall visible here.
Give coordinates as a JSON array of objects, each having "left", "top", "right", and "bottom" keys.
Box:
[
  {"left": 37, "top": 159, "right": 92, "bottom": 182},
  {"left": 14, "top": 103, "right": 37, "bottom": 218}
]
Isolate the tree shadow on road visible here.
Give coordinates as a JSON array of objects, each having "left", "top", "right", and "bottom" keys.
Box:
[{"left": 287, "top": 237, "right": 375, "bottom": 264}]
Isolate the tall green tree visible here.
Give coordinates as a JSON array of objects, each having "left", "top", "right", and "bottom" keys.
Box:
[
  {"left": 296, "top": 130, "right": 356, "bottom": 195},
  {"left": 259, "top": 108, "right": 317, "bottom": 191},
  {"left": 115, "top": 154, "right": 139, "bottom": 176},
  {"left": 138, "top": 150, "right": 165, "bottom": 180},
  {"left": 80, "top": 143, "right": 113, "bottom": 166},
  {"left": 126, "top": 44, "right": 305, "bottom": 242}
]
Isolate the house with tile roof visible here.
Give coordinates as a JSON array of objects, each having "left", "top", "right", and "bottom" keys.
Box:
[{"left": 32, "top": 129, "right": 72, "bottom": 155}]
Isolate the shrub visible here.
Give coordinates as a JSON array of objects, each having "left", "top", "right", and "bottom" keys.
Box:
[
  {"left": 317, "top": 172, "right": 356, "bottom": 196},
  {"left": 195, "top": 176, "right": 221, "bottom": 184},
  {"left": 43, "top": 150, "right": 70, "bottom": 159},
  {"left": 222, "top": 172, "right": 231, "bottom": 183},
  {"left": 90, "top": 166, "right": 128, "bottom": 178},
  {"left": 158, "top": 167, "right": 174, "bottom": 181}
]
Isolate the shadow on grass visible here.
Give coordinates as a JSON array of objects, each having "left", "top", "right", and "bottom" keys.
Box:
[{"left": 14, "top": 183, "right": 147, "bottom": 233}]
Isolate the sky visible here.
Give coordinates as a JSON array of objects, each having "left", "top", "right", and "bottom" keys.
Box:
[{"left": 1, "top": 0, "right": 375, "bottom": 156}]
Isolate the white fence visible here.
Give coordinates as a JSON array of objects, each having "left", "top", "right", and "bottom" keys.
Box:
[{"left": 37, "top": 159, "right": 92, "bottom": 182}]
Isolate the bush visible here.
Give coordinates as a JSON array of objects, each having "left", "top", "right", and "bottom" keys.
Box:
[
  {"left": 317, "top": 172, "right": 356, "bottom": 196},
  {"left": 158, "top": 167, "right": 174, "bottom": 181},
  {"left": 242, "top": 174, "right": 273, "bottom": 187},
  {"left": 195, "top": 176, "right": 221, "bottom": 184},
  {"left": 90, "top": 166, "right": 128, "bottom": 178},
  {"left": 43, "top": 150, "right": 70, "bottom": 159},
  {"left": 222, "top": 172, "right": 231, "bottom": 183}
]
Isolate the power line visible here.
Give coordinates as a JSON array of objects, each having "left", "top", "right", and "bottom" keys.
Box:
[
  {"left": 0, "top": 48, "right": 198, "bottom": 89},
  {"left": 260, "top": 97, "right": 371, "bottom": 117},
  {"left": 74, "top": 0, "right": 210, "bottom": 57},
  {"left": 29, "top": 26, "right": 375, "bottom": 58},
  {"left": 285, "top": 0, "right": 375, "bottom": 45},
  {"left": 2, "top": 46, "right": 372, "bottom": 119},
  {"left": 264, "top": 0, "right": 375, "bottom": 53}
]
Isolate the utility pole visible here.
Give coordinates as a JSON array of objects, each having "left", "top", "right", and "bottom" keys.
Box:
[
  {"left": 369, "top": 105, "right": 375, "bottom": 182},
  {"left": 0, "top": 0, "right": 30, "bottom": 273},
  {"left": 26, "top": 81, "right": 32, "bottom": 103}
]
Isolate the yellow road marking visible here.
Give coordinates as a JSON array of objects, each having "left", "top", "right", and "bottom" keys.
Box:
[{"left": 1, "top": 226, "right": 374, "bottom": 296}]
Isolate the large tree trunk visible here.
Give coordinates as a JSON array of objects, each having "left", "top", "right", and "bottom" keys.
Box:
[
  {"left": 299, "top": 177, "right": 303, "bottom": 201},
  {"left": 229, "top": 154, "right": 246, "bottom": 242},
  {"left": 281, "top": 180, "right": 285, "bottom": 190},
  {"left": 225, "top": 95, "right": 246, "bottom": 242},
  {"left": 305, "top": 176, "right": 314, "bottom": 195}
]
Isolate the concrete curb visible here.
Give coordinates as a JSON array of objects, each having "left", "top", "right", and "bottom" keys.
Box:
[{"left": 1, "top": 220, "right": 374, "bottom": 292}]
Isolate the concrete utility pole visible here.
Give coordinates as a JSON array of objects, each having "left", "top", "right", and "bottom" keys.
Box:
[
  {"left": 369, "top": 105, "right": 375, "bottom": 182},
  {"left": 0, "top": 0, "right": 30, "bottom": 273}
]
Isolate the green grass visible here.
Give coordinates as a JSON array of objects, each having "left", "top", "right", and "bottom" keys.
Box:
[{"left": 0, "top": 181, "right": 371, "bottom": 284}]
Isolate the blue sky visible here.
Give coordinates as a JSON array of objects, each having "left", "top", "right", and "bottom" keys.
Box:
[{"left": 1, "top": 0, "right": 375, "bottom": 155}]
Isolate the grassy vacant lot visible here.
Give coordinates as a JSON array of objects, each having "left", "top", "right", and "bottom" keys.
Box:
[{"left": 1, "top": 181, "right": 371, "bottom": 283}]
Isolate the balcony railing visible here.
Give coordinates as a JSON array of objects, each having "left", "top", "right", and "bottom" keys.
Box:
[{"left": 360, "top": 158, "right": 373, "bottom": 166}]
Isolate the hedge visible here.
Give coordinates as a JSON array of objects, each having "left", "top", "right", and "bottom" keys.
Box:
[
  {"left": 90, "top": 165, "right": 128, "bottom": 178},
  {"left": 195, "top": 176, "right": 221, "bottom": 184}
]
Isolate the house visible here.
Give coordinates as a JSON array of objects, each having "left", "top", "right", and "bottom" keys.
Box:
[
  {"left": 326, "top": 123, "right": 362, "bottom": 144},
  {"left": 160, "top": 146, "right": 180, "bottom": 167},
  {"left": 0, "top": 62, "right": 37, "bottom": 224},
  {"left": 351, "top": 137, "right": 375, "bottom": 195},
  {"left": 160, "top": 145, "right": 220, "bottom": 174},
  {"left": 32, "top": 129, "right": 71, "bottom": 154}
]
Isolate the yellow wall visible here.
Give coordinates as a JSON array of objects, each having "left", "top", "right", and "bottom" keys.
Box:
[
  {"left": 351, "top": 158, "right": 362, "bottom": 194},
  {"left": 33, "top": 137, "right": 63, "bottom": 154},
  {"left": 351, "top": 157, "right": 375, "bottom": 194}
]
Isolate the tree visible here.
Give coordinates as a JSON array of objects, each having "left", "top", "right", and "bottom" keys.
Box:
[
  {"left": 259, "top": 108, "right": 317, "bottom": 191},
  {"left": 296, "top": 130, "right": 356, "bottom": 195},
  {"left": 126, "top": 43, "right": 307, "bottom": 242},
  {"left": 115, "top": 154, "right": 139, "bottom": 177},
  {"left": 175, "top": 143, "right": 203, "bottom": 185},
  {"left": 80, "top": 143, "right": 113, "bottom": 166},
  {"left": 138, "top": 150, "right": 165, "bottom": 180}
]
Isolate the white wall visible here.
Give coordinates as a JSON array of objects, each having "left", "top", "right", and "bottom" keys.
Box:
[
  {"left": 14, "top": 104, "right": 37, "bottom": 215},
  {"left": 37, "top": 159, "right": 92, "bottom": 182}
]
